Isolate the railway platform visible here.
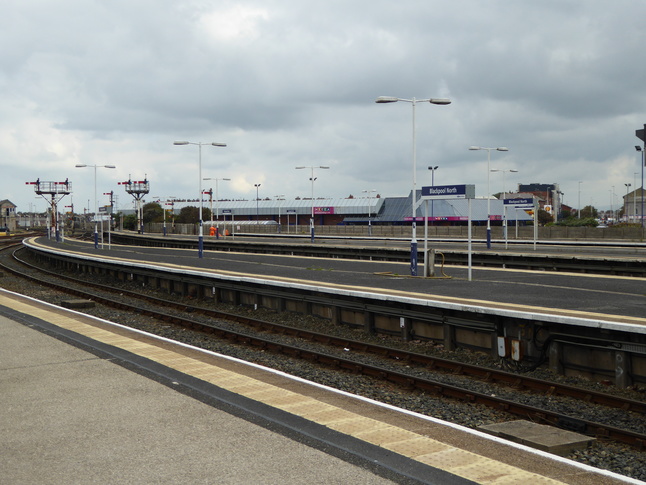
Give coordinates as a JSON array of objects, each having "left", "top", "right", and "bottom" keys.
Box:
[
  {"left": 0, "top": 288, "right": 638, "bottom": 484},
  {"left": 27, "top": 236, "right": 646, "bottom": 322}
]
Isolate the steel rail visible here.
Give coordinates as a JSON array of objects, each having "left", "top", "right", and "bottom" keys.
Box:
[{"left": 8, "top": 245, "right": 646, "bottom": 415}]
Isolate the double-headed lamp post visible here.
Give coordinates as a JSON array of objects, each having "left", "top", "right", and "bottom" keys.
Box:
[
  {"left": 376, "top": 96, "right": 451, "bottom": 276},
  {"left": 75, "top": 163, "right": 116, "bottom": 249},
  {"left": 469, "top": 146, "right": 509, "bottom": 249},
  {"left": 174, "top": 141, "right": 227, "bottom": 258},
  {"left": 295, "top": 165, "right": 330, "bottom": 242},
  {"left": 203, "top": 177, "right": 230, "bottom": 239}
]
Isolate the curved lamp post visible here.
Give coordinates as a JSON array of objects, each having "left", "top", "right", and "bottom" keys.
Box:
[
  {"left": 174, "top": 141, "right": 227, "bottom": 258},
  {"left": 376, "top": 96, "right": 451, "bottom": 276},
  {"left": 469, "top": 146, "right": 509, "bottom": 248},
  {"left": 75, "top": 163, "right": 116, "bottom": 249}
]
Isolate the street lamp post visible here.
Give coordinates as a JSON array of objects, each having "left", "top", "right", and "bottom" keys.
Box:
[
  {"left": 254, "top": 183, "right": 261, "bottom": 228},
  {"left": 376, "top": 96, "right": 451, "bottom": 276},
  {"left": 634, "top": 173, "right": 639, "bottom": 224},
  {"left": 275, "top": 195, "right": 285, "bottom": 233},
  {"left": 578, "top": 181, "right": 582, "bottom": 219},
  {"left": 204, "top": 177, "right": 230, "bottom": 239},
  {"left": 636, "top": 146, "right": 644, "bottom": 228},
  {"left": 625, "top": 183, "right": 632, "bottom": 222},
  {"left": 75, "top": 163, "right": 116, "bottom": 249},
  {"left": 428, "top": 166, "right": 438, "bottom": 224},
  {"left": 174, "top": 141, "right": 226, "bottom": 258},
  {"left": 362, "top": 189, "right": 376, "bottom": 236},
  {"left": 295, "top": 165, "right": 330, "bottom": 242},
  {"left": 469, "top": 146, "right": 509, "bottom": 248},
  {"left": 491, "top": 168, "right": 518, "bottom": 242}
]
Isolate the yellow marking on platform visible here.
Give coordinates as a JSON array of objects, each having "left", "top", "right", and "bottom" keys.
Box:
[
  {"left": 26, "top": 237, "right": 646, "bottom": 326},
  {"left": 0, "top": 289, "right": 565, "bottom": 484},
  {"left": 299, "top": 408, "right": 356, "bottom": 424},
  {"left": 352, "top": 426, "right": 420, "bottom": 445},
  {"left": 383, "top": 436, "right": 449, "bottom": 456}
]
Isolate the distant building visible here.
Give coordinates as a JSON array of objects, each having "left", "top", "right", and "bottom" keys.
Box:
[
  {"left": 623, "top": 188, "right": 646, "bottom": 223},
  {"left": 518, "top": 183, "right": 562, "bottom": 219},
  {"left": 0, "top": 199, "right": 17, "bottom": 231}
]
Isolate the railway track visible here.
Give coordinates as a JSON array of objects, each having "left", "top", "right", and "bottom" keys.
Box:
[{"left": 2, "top": 241, "right": 645, "bottom": 451}]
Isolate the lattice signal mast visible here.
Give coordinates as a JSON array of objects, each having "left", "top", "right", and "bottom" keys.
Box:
[
  {"left": 118, "top": 176, "right": 149, "bottom": 233},
  {"left": 25, "top": 178, "right": 72, "bottom": 241}
]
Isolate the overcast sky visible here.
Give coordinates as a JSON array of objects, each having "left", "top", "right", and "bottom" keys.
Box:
[{"left": 3, "top": 0, "right": 646, "bottom": 214}]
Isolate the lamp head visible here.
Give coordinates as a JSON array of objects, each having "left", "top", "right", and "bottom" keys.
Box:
[
  {"left": 375, "top": 96, "right": 399, "bottom": 103},
  {"left": 75, "top": 164, "right": 87, "bottom": 168},
  {"left": 211, "top": 143, "right": 226, "bottom": 147},
  {"left": 429, "top": 98, "right": 451, "bottom": 105},
  {"left": 497, "top": 147, "right": 509, "bottom": 152},
  {"left": 173, "top": 141, "right": 189, "bottom": 145},
  {"left": 468, "top": 146, "right": 481, "bottom": 151}
]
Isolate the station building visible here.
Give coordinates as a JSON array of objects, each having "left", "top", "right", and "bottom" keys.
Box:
[{"left": 197, "top": 191, "right": 534, "bottom": 227}]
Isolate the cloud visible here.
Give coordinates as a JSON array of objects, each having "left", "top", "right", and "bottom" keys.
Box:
[{"left": 1, "top": 0, "right": 646, "bottom": 214}]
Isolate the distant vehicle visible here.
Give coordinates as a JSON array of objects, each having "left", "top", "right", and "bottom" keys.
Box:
[
  {"left": 0, "top": 226, "right": 10, "bottom": 236},
  {"left": 597, "top": 224, "right": 608, "bottom": 228}
]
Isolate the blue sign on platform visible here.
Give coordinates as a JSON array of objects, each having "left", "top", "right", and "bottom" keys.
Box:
[
  {"left": 421, "top": 184, "right": 475, "bottom": 200},
  {"left": 503, "top": 198, "right": 534, "bottom": 207}
]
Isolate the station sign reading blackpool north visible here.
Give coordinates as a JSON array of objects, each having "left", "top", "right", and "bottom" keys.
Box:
[
  {"left": 503, "top": 198, "right": 534, "bottom": 208},
  {"left": 421, "top": 184, "right": 475, "bottom": 200}
]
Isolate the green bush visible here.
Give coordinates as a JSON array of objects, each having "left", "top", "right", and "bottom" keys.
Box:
[{"left": 553, "top": 217, "right": 599, "bottom": 227}]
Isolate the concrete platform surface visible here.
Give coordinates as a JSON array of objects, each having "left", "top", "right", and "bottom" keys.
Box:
[{"left": 0, "top": 314, "right": 398, "bottom": 485}]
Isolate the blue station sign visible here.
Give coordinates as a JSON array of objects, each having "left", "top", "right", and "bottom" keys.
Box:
[
  {"left": 503, "top": 198, "right": 534, "bottom": 208},
  {"left": 421, "top": 184, "right": 475, "bottom": 200}
]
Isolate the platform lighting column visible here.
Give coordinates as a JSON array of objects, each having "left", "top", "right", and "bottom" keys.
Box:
[
  {"left": 75, "top": 163, "right": 116, "bottom": 249},
  {"left": 376, "top": 96, "right": 451, "bottom": 276},
  {"left": 275, "top": 194, "right": 285, "bottom": 233},
  {"left": 578, "top": 181, "right": 582, "bottom": 219},
  {"left": 491, "top": 168, "right": 518, "bottom": 246},
  {"left": 428, "top": 165, "right": 438, "bottom": 224},
  {"left": 295, "top": 165, "right": 330, "bottom": 242},
  {"left": 636, "top": 146, "right": 645, "bottom": 229},
  {"left": 254, "top": 183, "right": 262, "bottom": 229},
  {"left": 174, "top": 141, "right": 227, "bottom": 258},
  {"left": 362, "top": 189, "right": 376, "bottom": 236},
  {"left": 469, "top": 146, "right": 509, "bottom": 248},
  {"left": 625, "top": 183, "right": 632, "bottom": 222}
]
